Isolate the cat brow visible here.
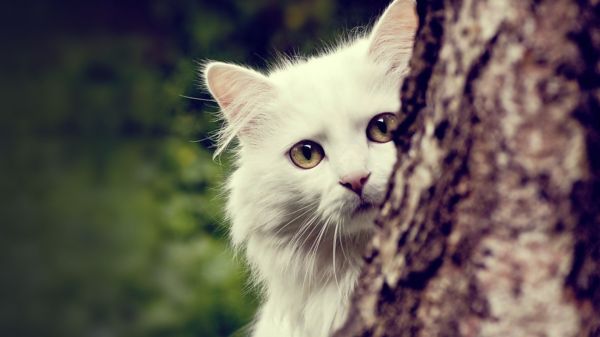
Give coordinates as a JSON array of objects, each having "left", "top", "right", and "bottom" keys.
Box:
[{"left": 283, "top": 130, "right": 327, "bottom": 150}]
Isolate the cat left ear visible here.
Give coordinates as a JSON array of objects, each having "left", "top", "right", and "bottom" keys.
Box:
[
  {"left": 203, "top": 62, "right": 274, "bottom": 124},
  {"left": 368, "top": 0, "right": 418, "bottom": 71}
]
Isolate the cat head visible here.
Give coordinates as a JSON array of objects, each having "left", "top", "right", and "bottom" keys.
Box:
[{"left": 203, "top": 0, "right": 417, "bottom": 245}]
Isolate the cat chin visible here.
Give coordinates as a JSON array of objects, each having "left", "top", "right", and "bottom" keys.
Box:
[
  {"left": 341, "top": 206, "right": 379, "bottom": 235},
  {"left": 353, "top": 201, "right": 376, "bottom": 215}
]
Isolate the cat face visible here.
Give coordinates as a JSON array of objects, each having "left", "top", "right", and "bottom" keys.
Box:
[
  {"left": 204, "top": 0, "right": 417, "bottom": 243},
  {"left": 240, "top": 56, "right": 401, "bottom": 234}
]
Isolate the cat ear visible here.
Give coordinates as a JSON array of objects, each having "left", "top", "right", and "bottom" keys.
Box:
[
  {"left": 368, "top": 0, "right": 418, "bottom": 71},
  {"left": 203, "top": 62, "right": 274, "bottom": 124}
]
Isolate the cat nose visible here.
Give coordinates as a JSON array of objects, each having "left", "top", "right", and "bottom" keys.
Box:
[{"left": 339, "top": 172, "right": 371, "bottom": 196}]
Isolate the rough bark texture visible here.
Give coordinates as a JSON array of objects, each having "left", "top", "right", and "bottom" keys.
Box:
[{"left": 335, "top": 0, "right": 600, "bottom": 336}]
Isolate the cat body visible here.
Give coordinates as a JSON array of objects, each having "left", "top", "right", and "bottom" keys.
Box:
[{"left": 204, "top": 1, "right": 417, "bottom": 336}]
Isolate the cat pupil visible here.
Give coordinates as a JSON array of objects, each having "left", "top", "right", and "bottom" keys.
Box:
[
  {"left": 377, "top": 119, "right": 388, "bottom": 134},
  {"left": 302, "top": 145, "right": 312, "bottom": 160}
]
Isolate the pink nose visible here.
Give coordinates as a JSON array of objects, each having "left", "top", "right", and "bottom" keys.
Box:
[{"left": 339, "top": 172, "right": 371, "bottom": 196}]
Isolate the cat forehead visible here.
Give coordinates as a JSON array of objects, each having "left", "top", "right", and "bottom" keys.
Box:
[
  {"left": 269, "top": 40, "right": 378, "bottom": 95},
  {"left": 234, "top": 39, "right": 403, "bottom": 151},
  {"left": 258, "top": 54, "right": 400, "bottom": 147},
  {"left": 266, "top": 40, "right": 399, "bottom": 119}
]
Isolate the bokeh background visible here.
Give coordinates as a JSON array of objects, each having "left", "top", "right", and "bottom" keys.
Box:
[{"left": 1, "top": 1, "right": 391, "bottom": 336}]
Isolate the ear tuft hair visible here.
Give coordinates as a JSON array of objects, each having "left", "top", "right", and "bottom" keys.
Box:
[
  {"left": 202, "top": 62, "right": 275, "bottom": 155},
  {"left": 369, "top": 0, "right": 418, "bottom": 73}
]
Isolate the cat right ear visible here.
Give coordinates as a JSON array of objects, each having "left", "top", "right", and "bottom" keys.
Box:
[
  {"left": 203, "top": 62, "right": 274, "bottom": 125},
  {"left": 368, "top": 0, "right": 418, "bottom": 72}
]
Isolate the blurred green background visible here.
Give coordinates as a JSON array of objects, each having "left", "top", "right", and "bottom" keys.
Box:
[{"left": 0, "top": 1, "right": 390, "bottom": 336}]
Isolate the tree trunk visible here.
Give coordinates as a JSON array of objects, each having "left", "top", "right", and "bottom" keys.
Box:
[{"left": 335, "top": 0, "right": 600, "bottom": 336}]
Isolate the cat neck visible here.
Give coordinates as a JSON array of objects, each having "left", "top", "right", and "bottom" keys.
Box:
[
  {"left": 246, "top": 228, "right": 369, "bottom": 337},
  {"left": 246, "top": 225, "right": 371, "bottom": 291}
]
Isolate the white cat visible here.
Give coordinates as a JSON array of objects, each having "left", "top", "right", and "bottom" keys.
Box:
[{"left": 203, "top": 1, "right": 417, "bottom": 336}]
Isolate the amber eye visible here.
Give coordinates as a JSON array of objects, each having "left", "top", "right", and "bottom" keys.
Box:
[
  {"left": 289, "top": 140, "right": 325, "bottom": 169},
  {"left": 366, "top": 113, "right": 399, "bottom": 143}
]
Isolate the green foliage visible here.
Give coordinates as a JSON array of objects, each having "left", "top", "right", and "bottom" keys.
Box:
[{"left": 0, "top": 1, "right": 390, "bottom": 336}]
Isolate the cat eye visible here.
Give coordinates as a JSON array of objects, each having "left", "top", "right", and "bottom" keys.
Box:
[
  {"left": 289, "top": 140, "right": 325, "bottom": 169},
  {"left": 366, "top": 113, "right": 399, "bottom": 143}
]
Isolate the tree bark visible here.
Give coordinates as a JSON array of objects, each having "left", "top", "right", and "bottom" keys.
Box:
[{"left": 335, "top": 0, "right": 600, "bottom": 336}]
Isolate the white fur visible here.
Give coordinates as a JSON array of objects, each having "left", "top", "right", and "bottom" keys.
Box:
[{"left": 203, "top": 1, "right": 417, "bottom": 336}]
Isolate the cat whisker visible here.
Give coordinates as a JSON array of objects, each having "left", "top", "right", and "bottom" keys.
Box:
[
  {"left": 179, "top": 94, "right": 216, "bottom": 102},
  {"left": 332, "top": 219, "right": 340, "bottom": 290},
  {"left": 298, "top": 214, "right": 324, "bottom": 286},
  {"left": 305, "top": 213, "right": 333, "bottom": 288},
  {"left": 339, "top": 223, "right": 350, "bottom": 264},
  {"left": 305, "top": 223, "right": 327, "bottom": 289},
  {"left": 297, "top": 213, "right": 324, "bottom": 289},
  {"left": 289, "top": 211, "right": 320, "bottom": 251},
  {"left": 272, "top": 202, "right": 317, "bottom": 237},
  {"left": 290, "top": 203, "right": 322, "bottom": 245},
  {"left": 285, "top": 209, "right": 322, "bottom": 282}
]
